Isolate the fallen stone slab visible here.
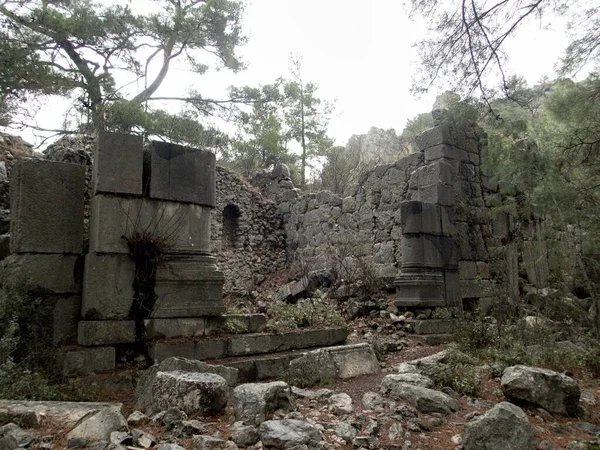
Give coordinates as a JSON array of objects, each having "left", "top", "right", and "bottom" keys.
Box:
[
  {"left": 380, "top": 382, "right": 459, "bottom": 415},
  {"left": 0, "top": 400, "right": 122, "bottom": 429},
  {"left": 66, "top": 405, "right": 127, "bottom": 441},
  {"left": 152, "top": 371, "right": 228, "bottom": 416},
  {"left": 461, "top": 402, "right": 536, "bottom": 450},
  {"left": 135, "top": 356, "right": 238, "bottom": 414},
  {"left": 501, "top": 365, "right": 580, "bottom": 416}
]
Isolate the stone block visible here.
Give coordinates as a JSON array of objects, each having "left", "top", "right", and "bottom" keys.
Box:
[
  {"left": 81, "top": 253, "right": 135, "bottom": 320},
  {"left": 327, "top": 343, "right": 380, "bottom": 379},
  {"left": 78, "top": 321, "right": 136, "bottom": 346},
  {"left": 417, "top": 183, "right": 455, "bottom": 206},
  {"left": 415, "top": 160, "right": 455, "bottom": 187},
  {"left": 460, "top": 279, "right": 498, "bottom": 299},
  {"left": 149, "top": 338, "right": 227, "bottom": 363},
  {"left": 492, "top": 213, "right": 509, "bottom": 239},
  {"left": 424, "top": 144, "right": 469, "bottom": 163},
  {"left": 144, "top": 318, "right": 206, "bottom": 339},
  {"left": 61, "top": 347, "right": 115, "bottom": 377},
  {"left": 401, "top": 235, "right": 458, "bottom": 270},
  {"left": 459, "top": 261, "right": 478, "bottom": 280},
  {"left": 440, "top": 206, "right": 457, "bottom": 236},
  {"left": 411, "top": 319, "right": 456, "bottom": 335},
  {"left": 51, "top": 295, "right": 81, "bottom": 344},
  {"left": 10, "top": 159, "right": 84, "bottom": 254},
  {"left": 149, "top": 141, "right": 216, "bottom": 206},
  {"left": 1, "top": 253, "right": 82, "bottom": 294},
  {"left": 228, "top": 334, "right": 276, "bottom": 357},
  {"left": 255, "top": 355, "right": 297, "bottom": 381},
  {"left": 395, "top": 271, "right": 446, "bottom": 308},
  {"left": 401, "top": 201, "right": 442, "bottom": 235},
  {"left": 222, "top": 314, "right": 267, "bottom": 333},
  {"left": 444, "top": 270, "right": 461, "bottom": 306},
  {"left": 153, "top": 255, "right": 224, "bottom": 318},
  {"left": 94, "top": 132, "right": 143, "bottom": 196},
  {"left": 89, "top": 195, "right": 212, "bottom": 254},
  {"left": 415, "top": 126, "right": 453, "bottom": 150}
]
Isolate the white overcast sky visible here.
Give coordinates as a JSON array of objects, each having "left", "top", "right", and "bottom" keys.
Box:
[{"left": 16, "top": 0, "right": 574, "bottom": 148}]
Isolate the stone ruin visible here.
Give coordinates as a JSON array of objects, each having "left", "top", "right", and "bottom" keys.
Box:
[{"left": 0, "top": 112, "right": 560, "bottom": 375}]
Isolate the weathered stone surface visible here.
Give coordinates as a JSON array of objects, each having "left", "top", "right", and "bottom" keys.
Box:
[
  {"left": 501, "top": 365, "right": 580, "bottom": 416},
  {"left": 150, "top": 141, "right": 216, "bottom": 206},
  {"left": 328, "top": 393, "right": 353, "bottom": 415},
  {"left": 191, "top": 435, "right": 238, "bottom": 450},
  {"left": 61, "top": 347, "right": 115, "bottom": 377},
  {"left": 233, "top": 381, "right": 295, "bottom": 426},
  {"left": 395, "top": 271, "right": 446, "bottom": 308},
  {"left": 89, "top": 195, "right": 212, "bottom": 254},
  {"left": 0, "top": 423, "right": 33, "bottom": 448},
  {"left": 400, "top": 201, "right": 442, "bottom": 235},
  {"left": 78, "top": 321, "right": 136, "bottom": 346},
  {"left": 66, "top": 405, "right": 127, "bottom": 441},
  {"left": 149, "top": 338, "right": 228, "bottom": 363},
  {"left": 287, "top": 349, "right": 337, "bottom": 387},
  {"left": 461, "top": 402, "right": 536, "bottom": 450},
  {"left": 522, "top": 241, "right": 550, "bottom": 288},
  {"left": 144, "top": 318, "right": 206, "bottom": 339},
  {"left": 381, "top": 373, "right": 434, "bottom": 389},
  {"left": 94, "top": 132, "right": 143, "bottom": 196},
  {"left": 231, "top": 422, "right": 259, "bottom": 446},
  {"left": 81, "top": 253, "right": 135, "bottom": 320},
  {"left": 401, "top": 235, "right": 458, "bottom": 270},
  {"left": 222, "top": 314, "right": 267, "bottom": 333},
  {"left": 411, "top": 319, "right": 456, "bottom": 335},
  {"left": 135, "top": 357, "right": 238, "bottom": 413},
  {"left": 380, "top": 382, "right": 459, "bottom": 415},
  {"left": 259, "top": 419, "right": 322, "bottom": 449},
  {"left": 1, "top": 253, "right": 82, "bottom": 294},
  {"left": 10, "top": 159, "right": 84, "bottom": 253},
  {"left": 152, "top": 371, "right": 228, "bottom": 416}
]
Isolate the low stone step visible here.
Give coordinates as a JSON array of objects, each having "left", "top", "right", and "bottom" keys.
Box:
[
  {"left": 411, "top": 333, "right": 454, "bottom": 346},
  {"left": 407, "top": 319, "right": 456, "bottom": 335},
  {"left": 207, "top": 342, "right": 380, "bottom": 383},
  {"left": 148, "top": 327, "right": 349, "bottom": 364}
]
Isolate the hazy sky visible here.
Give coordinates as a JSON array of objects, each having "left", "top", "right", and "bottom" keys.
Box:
[{"left": 14, "top": 0, "right": 573, "bottom": 148}]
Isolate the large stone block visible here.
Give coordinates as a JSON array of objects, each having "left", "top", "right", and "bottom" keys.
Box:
[
  {"left": 94, "top": 132, "right": 143, "bottom": 196},
  {"left": 152, "top": 255, "right": 224, "bottom": 318},
  {"left": 89, "top": 195, "right": 212, "bottom": 254},
  {"left": 444, "top": 270, "right": 461, "bottom": 306},
  {"left": 395, "top": 271, "right": 446, "bottom": 308},
  {"left": 78, "top": 320, "right": 136, "bottom": 346},
  {"left": 149, "top": 338, "right": 228, "bottom": 363},
  {"left": 61, "top": 346, "right": 115, "bottom": 377},
  {"left": 10, "top": 160, "right": 84, "bottom": 254},
  {"left": 1, "top": 253, "right": 82, "bottom": 294},
  {"left": 144, "top": 318, "right": 206, "bottom": 339},
  {"left": 51, "top": 295, "right": 81, "bottom": 344},
  {"left": 400, "top": 201, "right": 442, "bottom": 235},
  {"left": 417, "top": 183, "right": 455, "bottom": 206},
  {"left": 81, "top": 253, "right": 135, "bottom": 320},
  {"left": 401, "top": 235, "right": 458, "bottom": 270},
  {"left": 149, "top": 141, "right": 216, "bottom": 206}
]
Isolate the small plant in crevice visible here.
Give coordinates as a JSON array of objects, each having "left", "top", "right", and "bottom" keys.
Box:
[{"left": 123, "top": 230, "right": 170, "bottom": 344}]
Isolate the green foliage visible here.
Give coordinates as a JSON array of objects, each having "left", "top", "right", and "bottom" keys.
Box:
[
  {"left": 266, "top": 298, "right": 346, "bottom": 334},
  {"left": 0, "top": 286, "right": 62, "bottom": 400},
  {"left": 319, "top": 145, "right": 361, "bottom": 195},
  {"left": 0, "top": 0, "right": 246, "bottom": 142},
  {"left": 429, "top": 349, "right": 486, "bottom": 396}
]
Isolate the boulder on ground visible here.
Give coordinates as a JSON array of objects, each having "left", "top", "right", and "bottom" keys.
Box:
[
  {"left": 259, "top": 419, "right": 323, "bottom": 449},
  {"left": 380, "top": 381, "right": 458, "bottom": 415},
  {"left": 461, "top": 402, "right": 536, "bottom": 450},
  {"left": 152, "top": 371, "right": 228, "bottom": 416},
  {"left": 328, "top": 393, "right": 353, "bottom": 415},
  {"left": 135, "top": 357, "right": 238, "bottom": 413},
  {"left": 501, "top": 365, "right": 580, "bottom": 416},
  {"left": 191, "top": 435, "right": 238, "bottom": 450},
  {"left": 232, "top": 381, "right": 296, "bottom": 426}
]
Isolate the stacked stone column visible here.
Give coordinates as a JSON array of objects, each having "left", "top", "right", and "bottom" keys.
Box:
[
  {"left": 2, "top": 159, "right": 85, "bottom": 344},
  {"left": 395, "top": 125, "right": 462, "bottom": 308},
  {"left": 78, "top": 132, "right": 224, "bottom": 348}
]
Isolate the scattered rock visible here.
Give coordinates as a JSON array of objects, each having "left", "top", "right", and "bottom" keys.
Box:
[
  {"left": 328, "top": 393, "right": 353, "bottom": 416},
  {"left": 231, "top": 421, "right": 259, "bottom": 446},
  {"left": 333, "top": 422, "right": 357, "bottom": 443},
  {"left": 259, "top": 419, "right": 323, "bottom": 449},
  {"left": 461, "top": 402, "right": 536, "bottom": 450},
  {"left": 388, "top": 422, "right": 404, "bottom": 440},
  {"left": 362, "top": 392, "right": 387, "bottom": 410},
  {"left": 501, "top": 365, "right": 580, "bottom": 416},
  {"left": 380, "top": 382, "right": 459, "bottom": 415},
  {"left": 233, "top": 381, "right": 296, "bottom": 426},
  {"left": 126, "top": 411, "right": 149, "bottom": 427},
  {"left": 191, "top": 435, "right": 238, "bottom": 450},
  {"left": 0, "top": 423, "right": 33, "bottom": 448},
  {"left": 381, "top": 373, "right": 434, "bottom": 389},
  {"left": 66, "top": 406, "right": 127, "bottom": 441}
]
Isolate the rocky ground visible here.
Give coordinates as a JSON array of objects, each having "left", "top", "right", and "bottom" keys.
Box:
[{"left": 1, "top": 316, "right": 600, "bottom": 450}]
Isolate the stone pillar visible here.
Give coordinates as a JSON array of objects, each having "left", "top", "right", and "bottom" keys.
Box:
[
  {"left": 79, "top": 133, "right": 224, "bottom": 347},
  {"left": 1, "top": 159, "right": 85, "bottom": 344}
]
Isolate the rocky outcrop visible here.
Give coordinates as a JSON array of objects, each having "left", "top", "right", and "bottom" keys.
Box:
[
  {"left": 501, "top": 365, "right": 581, "bottom": 416},
  {"left": 461, "top": 402, "right": 536, "bottom": 450}
]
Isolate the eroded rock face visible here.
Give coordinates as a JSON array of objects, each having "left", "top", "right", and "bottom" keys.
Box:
[
  {"left": 501, "top": 365, "right": 580, "bottom": 416},
  {"left": 380, "top": 381, "right": 459, "bottom": 415},
  {"left": 461, "top": 402, "right": 536, "bottom": 450},
  {"left": 232, "top": 381, "right": 296, "bottom": 426},
  {"left": 259, "top": 419, "right": 323, "bottom": 449},
  {"left": 152, "top": 371, "right": 228, "bottom": 416}
]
